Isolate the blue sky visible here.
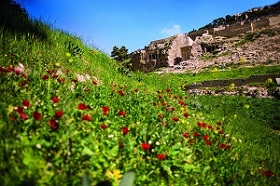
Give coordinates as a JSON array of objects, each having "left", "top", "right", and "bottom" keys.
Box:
[{"left": 16, "top": 0, "right": 279, "bottom": 54}]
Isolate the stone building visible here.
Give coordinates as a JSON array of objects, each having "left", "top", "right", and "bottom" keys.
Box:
[{"left": 131, "top": 34, "right": 194, "bottom": 72}]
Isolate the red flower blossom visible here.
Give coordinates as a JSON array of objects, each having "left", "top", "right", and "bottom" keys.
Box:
[
  {"left": 92, "top": 80, "right": 98, "bottom": 85},
  {"left": 166, "top": 107, "right": 171, "bottom": 112},
  {"left": 197, "top": 122, "right": 207, "bottom": 128},
  {"left": 66, "top": 69, "right": 70, "bottom": 74},
  {"left": 183, "top": 132, "right": 189, "bottom": 138},
  {"left": 33, "top": 111, "right": 42, "bottom": 120},
  {"left": 71, "top": 79, "right": 78, "bottom": 83},
  {"left": 51, "top": 96, "right": 59, "bottom": 103},
  {"left": 15, "top": 69, "right": 21, "bottom": 75},
  {"left": 166, "top": 88, "right": 171, "bottom": 92},
  {"left": 121, "top": 127, "right": 129, "bottom": 135},
  {"left": 158, "top": 113, "right": 164, "bottom": 118},
  {"left": 171, "top": 107, "right": 176, "bottom": 111},
  {"left": 119, "top": 142, "right": 124, "bottom": 149},
  {"left": 156, "top": 153, "right": 165, "bottom": 160},
  {"left": 205, "top": 140, "right": 212, "bottom": 146},
  {"left": 47, "top": 69, "right": 55, "bottom": 74},
  {"left": 263, "top": 170, "right": 274, "bottom": 177},
  {"left": 218, "top": 130, "right": 224, "bottom": 134},
  {"left": 57, "top": 78, "right": 63, "bottom": 83},
  {"left": 178, "top": 100, "right": 186, "bottom": 107},
  {"left": 134, "top": 89, "right": 139, "bottom": 93},
  {"left": 82, "top": 114, "right": 92, "bottom": 121},
  {"left": 189, "top": 139, "right": 195, "bottom": 144},
  {"left": 22, "top": 99, "right": 30, "bottom": 107},
  {"left": 77, "top": 103, "right": 87, "bottom": 110},
  {"left": 15, "top": 107, "right": 24, "bottom": 113},
  {"left": 52, "top": 74, "right": 58, "bottom": 79},
  {"left": 161, "top": 102, "right": 166, "bottom": 107},
  {"left": 172, "top": 117, "right": 179, "bottom": 122},
  {"left": 42, "top": 75, "right": 49, "bottom": 80},
  {"left": 141, "top": 143, "right": 151, "bottom": 151},
  {"left": 216, "top": 121, "right": 222, "bottom": 125},
  {"left": 7, "top": 65, "right": 14, "bottom": 72},
  {"left": 49, "top": 119, "right": 59, "bottom": 131},
  {"left": 220, "top": 143, "right": 226, "bottom": 149},
  {"left": 102, "top": 106, "right": 110, "bottom": 115},
  {"left": 20, "top": 113, "right": 28, "bottom": 120},
  {"left": 21, "top": 80, "right": 27, "bottom": 86},
  {"left": 202, "top": 135, "right": 210, "bottom": 141},
  {"left": 193, "top": 132, "right": 199, "bottom": 137},
  {"left": 208, "top": 125, "right": 214, "bottom": 130},
  {"left": 183, "top": 113, "right": 189, "bottom": 118},
  {"left": 117, "top": 110, "right": 127, "bottom": 116},
  {"left": 101, "top": 124, "right": 107, "bottom": 130},
  {"left": 118, "top": 90, "right": 124, "bottom": 96},
  {"left": 55, "top": 110, "right": 63, "bottom": 119},
  {"left": 226, "top": 145, "right": 231, "bottom": 149}
]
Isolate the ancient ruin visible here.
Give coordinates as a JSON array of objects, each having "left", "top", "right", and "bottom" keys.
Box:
[{"left": 131, "top": 15, "right": 280, "bottom": 72}]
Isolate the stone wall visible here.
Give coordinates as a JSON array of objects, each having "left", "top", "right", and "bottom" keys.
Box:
[
  {"left": 215, "top": 23, "right": 252, "bottom": 37},
  {"left": 252, "top": 18, "right": 269, "bottom": 30},
  {"left": 269, "top": 16, "right": 280, "bottom": 26},
  {"left": 184, "top": 73, "right": 280, "bottom": 90}
]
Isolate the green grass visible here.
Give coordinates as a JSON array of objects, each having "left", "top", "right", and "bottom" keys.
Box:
[{"left": 1, "top": 3, "right": 280, "bottom": 185}]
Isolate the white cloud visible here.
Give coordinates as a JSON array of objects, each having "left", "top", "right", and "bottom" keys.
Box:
[{"left": 161, "top": 24, "right": 182, "bottom": 36}]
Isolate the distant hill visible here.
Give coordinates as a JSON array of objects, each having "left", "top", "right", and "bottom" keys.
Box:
[{"left": 197, "top": 1, "right": 280, "bottom": 31}]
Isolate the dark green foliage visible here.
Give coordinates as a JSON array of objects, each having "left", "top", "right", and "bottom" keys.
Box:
[
  {"left": 111, "top": 45, "right": 129, "bottom": 62},
  {"left": 65, "top": 41, "right": 84, "bottom": 56},
  {"left": 0, "top": 0, "right": 48, "bottom": 40}
]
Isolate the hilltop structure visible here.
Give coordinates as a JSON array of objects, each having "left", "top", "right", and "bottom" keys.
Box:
[{"left": 131, "top": 14, "right": 280, "bottom": 72}]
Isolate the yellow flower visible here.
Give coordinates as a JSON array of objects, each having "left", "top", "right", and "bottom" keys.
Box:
[
  {"left": 65, "top": 52, "right": 71, "bottom": 57},
  {"left": 55, "top": 62, "right": 61, "bottom": 67},
  {"left": 106, "top": 169, "right": 122, "bottom": 184},
  {"left": 7, "top": 105, "right": 14, "bottom": 114},
  {"left": 244, "top": 104, "right": 250, "bottom": 109}
]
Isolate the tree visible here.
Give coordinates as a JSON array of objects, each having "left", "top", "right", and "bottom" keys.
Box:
[{"left": 111, "top": 45, "right": 129, "bottom": 62}]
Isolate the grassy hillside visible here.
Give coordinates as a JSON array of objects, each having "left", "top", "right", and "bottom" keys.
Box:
[{"left": 1, "top": 1, "right": 280, "bottom": 186}]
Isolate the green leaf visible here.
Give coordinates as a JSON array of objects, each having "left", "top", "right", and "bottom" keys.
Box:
[
  {"left": 119, "top": 171, "right": 135, "bottom": 186},
  {"left": 82, "top": 174, "right": 90, "bottom": 186},
  {"left": 82, "top": 146, "right": 94, "bottom": 156}
]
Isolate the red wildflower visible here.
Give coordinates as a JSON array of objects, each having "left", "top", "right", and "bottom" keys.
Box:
[
  {"left": 202, "top": 135, "right": 210, "bottom": 141},
  {"left": 55, "top": 110, "right": 63, "bottom": 119},
  {"left": 21, "top": 81, "right": 27, "bottom": 86},
  {"left": 141, "top": 143, "right": 151, "bottom": 151},
  {"left": 49, "top": 119, "right": 59, "bottom": 131},
  {"left": 172, "top": 117, "right": 179, "bottom": 122},
  {"left": 15, "top": 107, "right": 24, "bottom": 113},
  {"left": 102, "top": 106, "right": 110, "bottom": 115},
  {"left": 171, "top": 107, "right": 176, "bottom": 112},
  {"left": 52, "top": 74, "right": 58, "bottom": 79},
  {"left": 205, "top": 140, "right": 212, "bottom": 146},
  {"left": 20, "top": 113, "right": 28, "bottom": 120},
  {"left": 42, "top": 75, "right": 49, "bottom": 80},
  {"left": 119, "top": 142, "right": 124, "bottom": 149},
  {"left": 156, "top": 153, "right": 165, "bottom": 160},
  {"left": 117, "top": 110, "right": 127, "bottom": 116},
  {"left": 71, "top": 79, "right": 78, "bottom": 83},
  {"left": 161, "top": 102, "right": 166, "bottom": 107},
  {"left": 183, "top": 113, "right": 189, "bottom": 118},
  {"left": 158, "top": 113, "right": 164, "bottom": 118},
  {"left": 118, "top": 90, "right": 124, "bottom": 96},
  {"left": 183, "top": 132, "right": 189, "bottom": 138},
  {"left": 82, "top": 114, "right": 92, "bottom": 121},
  {"left": 121, "top": 127, "right": 129, "bottom": 135},
  {"left": 33, "top": 111, "right": 42, "bottom": 120},
  {"left": 66, "top": 69, "right": 70, "bottom": 74},
  {"left": 92, "top": 80, "right": 98, "bottom": 85},
  {"left": 189, "top": 139, "right": 195, "bottom": 144},
  {"left": 22, "top": 99, "right": 30, "bottom": 107},
  {"left": 220, "top": 143, "right": 226, "bottom": 149},
  {"left": 47, "top": 69, "right": 55, "bottom": 74},
  {"left": 101, "top": 124, "right": 107, "bottom": 130},
  {"left": 57, "top": 78, "right": 63, "bottom": 83},
  {"left": 134, "top": 89, "right": 139, "bottom": 93},
  {"left": 178, "top": 100, "right": 186, "bottom": 107},
  {"left": 197, "top": 122, "right": 207, "bottom": 128},
  {"left": 7, "top": 65, "right": 14, "bottom": 72},
  {"left": 166, "top": 88, "right": 171, "bottom": 92},
  {"left": 218, "top": 130, "right": 224, "bottom": 134},
  {"left": 216, "top": 121, "right": 222, "bottom": 125},
  {"left": 166, "top": 107, "right": 171, "bottom": 112},
  {"left": 208, "top": 125, "right": 214, "bottom": 130},
  {"left": 51, "top": 96, "right": 59, "bottom": 103},
  {"left": 263, "top": 170, "right": 274, "bottom": 177},
  {"left": 173, "top": 95, "right": 178, "bottom": 99},
  {"left": 77, "top": 103, "right": 87, "bottom": 110},
  {"left": 226, "top": 145, "right": 231, "bottom": 149},
  {"left": 15, "top": 69, "right": 21, "bottom": 75},
  {"left": 193, "top": 132, "right": 199, "bottom": 137}
]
